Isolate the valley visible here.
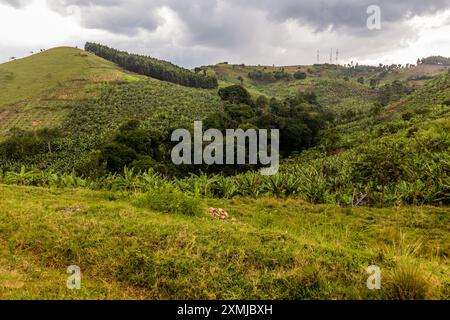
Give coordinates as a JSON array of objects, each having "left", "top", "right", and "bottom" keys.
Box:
[{"left": 0, "top": 45, "right": 448, "bottom": 300}]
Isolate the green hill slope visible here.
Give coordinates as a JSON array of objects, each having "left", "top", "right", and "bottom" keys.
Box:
[
  {"left": 0, "top": 47, "right": 222, "bottom": 170},
  {"left": 0, "top": 47, "right": 448, "bottom": 185},
  {"left": 275, "top": 72, "right": 450, "bottom": 206},
  {"left": 209, "top": 62, "right": 449, "bottom": 115},
  {"left": 0, "top": 47, "right": 221, "bottom": 138},
  {"left": 0, "top": 184, "right": 447, "bottom": 299},
  {"left": 331, "top": 71, "right": 450, "bottom": 149},
  {"left": 210, "top": 62, "right": 449, "bottom": 93},
  {"left": 0, "top": 47, "right": 144, "bottom": 134},
  {"left": 0, "top": 47, "right": 137, "bottom": 106}
]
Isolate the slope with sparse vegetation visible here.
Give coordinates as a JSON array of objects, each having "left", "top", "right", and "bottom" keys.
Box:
[{"left": 0, "top": 185, "right": 448, "bottom": 300}]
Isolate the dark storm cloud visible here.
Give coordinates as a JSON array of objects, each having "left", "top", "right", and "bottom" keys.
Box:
[
  {"left": 240, "top": 0, "right": 450, "bottom": 31},
  {"left": 47, "top": 0, "right": 162, "bottom": 34},
  {"left": 45, "top": 0, "right": 450, "bottom": 37},
  {"left": 47, "top": 0, "right": 259, "bottom": 47},
  {"left": 4, "top": 0, "right": 445, "bottom": 67}
]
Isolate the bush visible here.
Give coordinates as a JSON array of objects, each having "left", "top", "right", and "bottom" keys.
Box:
[
  {"left": 294, "top": 71, "right": 307, "bottom": 80},
  {"left": 248, "top": 70, "right": 276, "bottom": 83},
  {"left": 255, "top": 95, "right": 269, "bottom": 109},
  {"left": 134, "top": 186, "right": 204, "bottom": 216},
  {"left": 218, "top": 85, "right": 252, "bottom": 105},
  {"left": 273, "top": 71, "right": 292, "bottom": 81},
  {"left": 100, "top": 143, "right": 138, "bottom": 172},
  {"left": 377, "top": 80, "right": 413, "bottom": 106},
  {"left": 351, "top": 139, "right": 408, "bottom": 206},
  {"left": 0, "top": 127, "right": 62, "bottom": 161}
]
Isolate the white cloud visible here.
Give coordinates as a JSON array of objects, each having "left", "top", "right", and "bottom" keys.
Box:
[
  {"left": 0, "top": 0, "right": 111, "bottom": 62},
  {"left": 357, "top": 10, "right": 450, "bottom": 65},
  {"left": 0, "top": 0, "right": 449, "bottom": 67}
]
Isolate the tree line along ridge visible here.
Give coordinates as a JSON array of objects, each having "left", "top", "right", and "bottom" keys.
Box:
[{"left": 84, "top": 42, "right": 218, "bottom": 89}]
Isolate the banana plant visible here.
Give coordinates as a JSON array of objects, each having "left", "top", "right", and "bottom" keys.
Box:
[
  {"left": 214, "top": 175, "right": 238, "bottom": 199},
  {"left": 112, "top": 167, "right": 141, "bottom": 191},
  {"left": 236, "top": 172, "right": 263, "bottom": 198},
  {"left": 264, "top": 174, "right": 285, "bottom": 198},
  {"left": 4, "top": 165, "right": 39, "bottom": 186}
]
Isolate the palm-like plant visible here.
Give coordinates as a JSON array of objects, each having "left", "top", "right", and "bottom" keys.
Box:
[
  {"left": 214, "top": 176, "right": 238, "bottom": 199},
  {"left": 112, "top": 167, "right": 140, "bottom": 191},
  {"left": 283, "top": 174, "right": 302, "bottom": 197},
  {"left": 4, "top": 165, "right": 38, "bottom": 186},
  {"left": 0, "top": 167, "right": 5, "bottom": 184},
  {"left": 236, "top": 172, "right": 263, "bottom": 197},
  {"left": 264, "top": 174, "right": 285, "bottom": 198},
  {"left": 141, "top": 168, "right": 166, "bottom": 191},
  {"left": 193, "top": 172, "right": 214, "bottom": 197}
]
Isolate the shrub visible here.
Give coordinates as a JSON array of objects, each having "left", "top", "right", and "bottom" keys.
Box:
[
  {"left": 273, "top": 71, "right": 292, "bottom": 81},
  {"left": 248, "top": 70, "right": 276, "bottom": 83},
  {"left": 377, "top": 80, "right": 413, "bottom": 106},
  {"left": 134, "top": 186, "right": 204, "bottom": 216},
  {"left": 294, "top": 71, "right": 307, "bottom": 80},
  {"left": 0, "top": 127, "right": 61, "bottom": 161},
  {"left": 255, "top": 95, "right": 269, "bottom": 109},
  {"left": 351, "top": 139, "right": 408, "bottom": 206},
  {"left": 218, "top": 85, "right": 252, "bottom": 105},
  {"left": 100, "top": 142, "right": 138, "bottom": 172}
]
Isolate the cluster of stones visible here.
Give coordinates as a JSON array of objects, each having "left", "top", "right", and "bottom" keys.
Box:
[{"left": 208, "top": 207, "right": 229, "bottom": 220}]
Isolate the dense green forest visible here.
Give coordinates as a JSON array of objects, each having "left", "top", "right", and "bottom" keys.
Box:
[{"left": 85, "top": 42, "right": 218, "bottom": 89}]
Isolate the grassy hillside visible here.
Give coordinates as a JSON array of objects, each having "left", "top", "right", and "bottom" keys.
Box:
[
  {"left": 0, "top": 185, "right": 448, "bottom": 299},
  {"left": 0, "top": 48, "right": 222, "bottom": 170},
  {"left": 329, "top": 71, "right": 450, "bottom": 149},
  {"left": 0, "top": 47, "right": 143, "bottom": 134},
  {"left": 0, "top": 47, "right": 221, "bottom": 137},
  {"left": 210, "top": 63, "right": 449, "bottom": 123},
  {"left": 1, "top": 48, "right": 446, "bottom": 138},
  {"left": 0, "top": 47, "right": 134, "bottom": 107},
  {"left": 210, "top": 62, "right": 449, "bottom": 97}
]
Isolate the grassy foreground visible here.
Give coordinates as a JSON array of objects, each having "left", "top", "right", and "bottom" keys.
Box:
[{"left": 0, "top": 184, "right": 448, "bottom": 300}]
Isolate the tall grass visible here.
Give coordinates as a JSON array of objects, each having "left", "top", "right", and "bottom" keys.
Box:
[{"left": 133, "top": 185, "right": 204, "bottom": 216}]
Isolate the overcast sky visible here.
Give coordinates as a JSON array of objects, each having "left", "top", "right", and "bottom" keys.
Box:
[{"left": 1, "top": 0, "right": 450, "bottom": 68}]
